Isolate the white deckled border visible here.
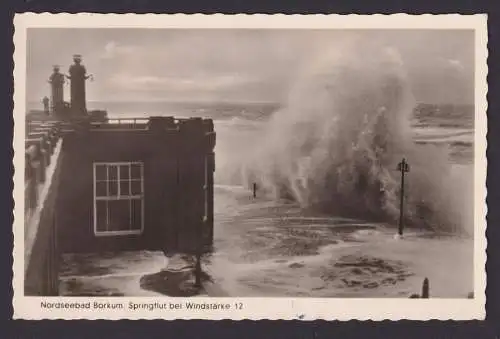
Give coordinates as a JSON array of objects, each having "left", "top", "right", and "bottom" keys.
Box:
[
  {"left": 12, "top": 13, "right": 488, "bottom": 321},
  {"left": 14, "top": 13, "right": 486, "bottom": 30}
]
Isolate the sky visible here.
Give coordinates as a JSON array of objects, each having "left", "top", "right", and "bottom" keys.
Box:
[{"left": 25, "top": 28, "right": 475, "bottom": 105}]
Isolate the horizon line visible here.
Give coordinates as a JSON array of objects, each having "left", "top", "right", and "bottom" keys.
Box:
[{"left": 26, "top": 99, "right": 475, "bottom": 106}]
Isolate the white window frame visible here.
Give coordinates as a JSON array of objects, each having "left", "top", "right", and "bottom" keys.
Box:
[{"left": 93, "top": 161, "right": 145, "bottom": 237}]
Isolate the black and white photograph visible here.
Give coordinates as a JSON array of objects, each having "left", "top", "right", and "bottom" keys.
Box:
[{"left": 14, "top": 14, "right": 487, "bottom": 320}]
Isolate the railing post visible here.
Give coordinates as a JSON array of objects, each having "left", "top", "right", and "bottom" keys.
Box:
[
  {"left": 25, "top": 152, "right": 38, "bottom": 218},
  {"left": 42, "top": 138, "right": 52, "bottom": 166},
  {"left": 30, "top": 177, "right": 37, "bottom": 214}
]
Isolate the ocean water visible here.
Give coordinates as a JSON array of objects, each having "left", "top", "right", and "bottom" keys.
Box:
[{"left": 58, "top": 50, "right": 475, "bottom": 298}]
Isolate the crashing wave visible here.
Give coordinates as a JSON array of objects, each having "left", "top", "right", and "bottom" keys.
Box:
[{"left": 236, "top": 45, "right": 467, "bottom": 233}]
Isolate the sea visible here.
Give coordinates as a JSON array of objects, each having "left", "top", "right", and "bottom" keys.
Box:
[{"left": 42, "top": 55, "right": 476, "bottom": 298}]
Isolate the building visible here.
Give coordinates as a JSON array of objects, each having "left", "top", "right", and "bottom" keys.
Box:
[
  {"left": 57, "top": 117, "right": 216, "bottom": 254},
  {"left": 24, "top": 56, "right": 216, "bottom": 295}
]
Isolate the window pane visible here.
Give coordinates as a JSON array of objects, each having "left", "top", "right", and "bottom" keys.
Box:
[
  {"left": 93, "top": 162, "right": 144, "bottom": 235},
  {"left": 131, "top": 199, "right": 142, "bottom": 231},
  {"left": 95, "top": 165, "right": 107, "bottom": 181},
  {"left": 131, "top": 164, "right": 142, "bottom": 179},
  {"left": 131, "top": 180, "right": 142, "bottom": 195},
  {"left": 95, "top": 200, "right": 107, "bottom": 232},
  {"left": 120, "top": 181, "right": 130, "bottom": 196},
  {"left": 95, "top": 181, "right": 107, "bottom": 197},
  {"left": 108, "top": 165, "right": 118, "bottom": 181},
  {"left": 119, "top": 165, "right": 130, "bottom": 180},
  {"left": 108, "top": 200, "right": 130, "bottom": 232},
  {"left": 108, "top": 180, "right": 118, "bottom": 196}
]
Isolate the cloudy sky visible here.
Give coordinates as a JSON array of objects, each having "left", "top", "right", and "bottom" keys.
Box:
[{"left": 26, "top": 28, "right": 474, "bottom": 104}]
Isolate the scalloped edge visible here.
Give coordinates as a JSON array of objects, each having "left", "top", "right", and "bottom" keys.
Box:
[{"left": 11, "top": 13, "right": 488, "bottom": 321}]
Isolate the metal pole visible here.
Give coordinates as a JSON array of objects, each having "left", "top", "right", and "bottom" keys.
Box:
[
  {"left": 398, "top": 164, "right": 405, "bottom": 236},
  {"left": 253, "top": 182, "right": 257, "bottom": 198},
  {"left": 397, "top": 158, "right": 409, "bottom": 236}
]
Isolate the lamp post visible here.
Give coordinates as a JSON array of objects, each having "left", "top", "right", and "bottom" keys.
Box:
[{"left": 397, "top": 158, "right": 410, "bottom": 236}]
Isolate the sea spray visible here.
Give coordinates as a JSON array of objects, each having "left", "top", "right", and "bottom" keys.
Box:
[{"left": 235, "top": 44, "right": 467, "bottom": 233}]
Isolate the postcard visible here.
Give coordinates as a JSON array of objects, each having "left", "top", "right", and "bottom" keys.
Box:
[{"left": 13, "top": 13, "right": 487, "bottom": 320}]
